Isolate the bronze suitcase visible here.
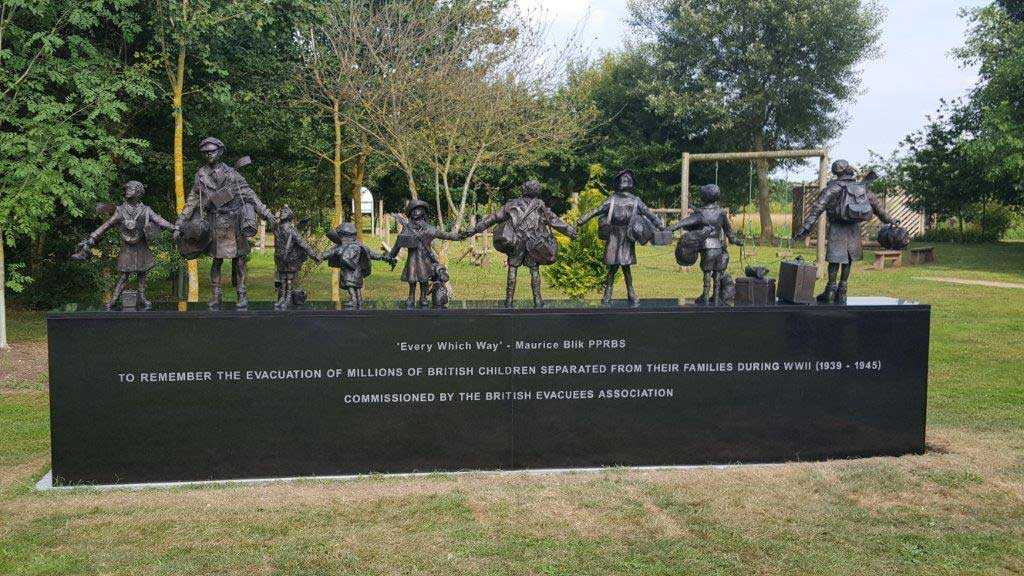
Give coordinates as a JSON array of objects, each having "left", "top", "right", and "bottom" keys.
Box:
[
  {"left": 735, "top": 277, "right": 776, "bottom": 306},
  {"left": 778, "top": 259, "right": 817, "bottom": 304},
  {"left": 650, "top": 230, "right": 675, "bottom": 246}
]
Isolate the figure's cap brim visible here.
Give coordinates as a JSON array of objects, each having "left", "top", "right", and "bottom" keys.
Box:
[
  {"left": 199, "top": 137, "right": 224, "bottom": 152},
  {"left": 405, "top": 199, "right": 430, "bottom": 214}
]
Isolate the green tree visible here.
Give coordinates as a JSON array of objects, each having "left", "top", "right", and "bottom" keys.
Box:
[
  {"left": 0, "top": 0, "right": 153, "bottom": 343},
  {"left": 543, "top": 165, "right": 608, "bottom": 299},
  {"left": 875, "top": 97, "right": 1018, "bottom": 242},
  {"left": 564, "top": 51, "right": 703, "bottom": 208},
  {"left": 997, "top": 0, "right": 1024, "bottom": 22},
  {"left": 956, "top": 3, "right": 1024, "bottom": 196},
  {"left": 147, "top": 0, "right": 272, "bottom": 300},
  {"left": 630, "top": 0, "right": 884, "bottom": 241}
]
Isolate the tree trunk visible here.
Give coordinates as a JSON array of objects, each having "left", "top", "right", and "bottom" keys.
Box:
[
  {"left": 331, "top": 98, "right": 343, "bottom": 302},
  {"left": 0, "top": 226, "right": 8, "bottom": 349},
  {"left": 452, "top": 148, "right": 484, "bottom": 234},
  {"left": 434, "top": 169, "right": 449, "bottom": 259},
  {"left": 173, "top": 43, "right": 198, "bottom": 303},
  {"left": 352, "top": 150, "right": 366, "bottom": 242},
  {"left": 434, "top": 168, "right": 446, "bottom": 230},
  {"left": 753, "top": 133, "right": 774, "bottom": 243},
  {"left": 404, "top": 166, "right": 418, "bottom": 200}
]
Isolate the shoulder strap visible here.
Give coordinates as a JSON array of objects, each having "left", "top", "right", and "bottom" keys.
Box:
[
  {"left": 411, "top": 226, "right": 439, "bottom": 264},
  {"left": 511, "top": 199, "right": 542, "bottom": 232}
]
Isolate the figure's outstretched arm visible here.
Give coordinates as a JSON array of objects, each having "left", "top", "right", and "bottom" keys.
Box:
[
  {"left": 148, "top": 208, "right": 177, "bottom": 231},
  {"left": 87, "top": 212, "right": 123, "bottom": 243},
  {"left": 869, "top": 193, "right": 895, "bottom": 225},
  {"left": 576, "top": 202, "right": 608, "bottom": 226},
  {"left": 795, "top": 186, "right": 835, "bottom": 238},
  {"left": 668, "top": 213, "right": 700, "bottom": 232},
  {"left": 295, "top": 232, "right": 319, "bottom": 261},
  {"left": 387, "top": 241, "right": 402, "bottom": 260},
  {"left": 639, "top": 202, "right": 665, "bottom": 230},
  {"left": 434, "top": 228, "right": 463, "bottom": 242},
  {"left": 474, "top": 205, "right": 510, "bottom": 233},
  {"left": 544, "top": 206, "right": 576, "bottom": 238}
]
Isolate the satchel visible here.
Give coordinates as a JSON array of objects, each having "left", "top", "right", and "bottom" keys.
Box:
[
  {"left": 176, "top": 214, "right": 211, "bottom": 260},
  {"left": 626, "top": 200, "right": 654, "bottom": 245},
  {"left": 526, "top": 232, "right": 558, "bottom": 265},
  {"left": 877, "top": 224, "right": 911, "bottom": 250},
  {"left": 492, "top": 221, "right": 516, "bottom": 254},
  {"left": 836, "top": 181, "right": 872, "bottom": 223},
  {"left": 241, "top": 203, "right": 258, "bottom": 237},
  {"left": 493, "top": 199, "right": 541, "bottom": 255},
  {"left": 338, "top": 243, "right": 362, "bottom": 271},
  {"left": 674, "top": 226, "right": 710, "bottom": 266}
]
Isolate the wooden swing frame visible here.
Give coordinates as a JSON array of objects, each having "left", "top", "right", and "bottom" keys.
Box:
[{"left": 681, "top": 149, "right": 831, "bottom": 276}]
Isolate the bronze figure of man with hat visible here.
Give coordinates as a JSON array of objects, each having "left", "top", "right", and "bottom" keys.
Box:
[{"left": 175, "top": 137, "right": 276, "bottom": 309}]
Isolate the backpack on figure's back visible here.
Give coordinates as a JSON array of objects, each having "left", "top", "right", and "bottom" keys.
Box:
[{"left": 834, "top": 180, "right": 873, "bottom": 223}]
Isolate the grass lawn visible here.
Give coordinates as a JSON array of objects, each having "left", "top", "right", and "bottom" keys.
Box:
[{"left": 1, "top": 241, "right": 1022, "bottom": 575}]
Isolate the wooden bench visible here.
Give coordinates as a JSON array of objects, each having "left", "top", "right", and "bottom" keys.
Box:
[
  {"left": 872, "top": 250, "right": 903, "bottom": 270},
  {"left": 908, "top": 246, "right": 935, "bottom": 265}
]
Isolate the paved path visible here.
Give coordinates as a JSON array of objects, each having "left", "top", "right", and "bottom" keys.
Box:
[{"left": 915, "top": 276, "right": 1024, "bottom": 289}]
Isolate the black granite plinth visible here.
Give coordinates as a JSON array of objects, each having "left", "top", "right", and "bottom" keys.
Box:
[{"left": 47, "top": 298, "right": 930, "bottom": 485}]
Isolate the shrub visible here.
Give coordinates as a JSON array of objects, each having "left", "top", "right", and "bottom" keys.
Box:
[
  {"left": 543, "top": 165, "right": 608, "bottom": 299},
  {"left": 967, "top": 203, "right": 1016, "bottom": 242},
  {"left": 1005, "top": 211, "right": 1024, "bottom": 241},
  {"left": 920, "top": 203, "right": 1018, "bottom": 243}
]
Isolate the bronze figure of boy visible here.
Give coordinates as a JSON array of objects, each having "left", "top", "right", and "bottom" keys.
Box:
[
  {"left": 669, "top": 184, "right": 743, "bottom": 304},
  {"left": 463, "top": 180, "right": 576, "bottom": 308},
  {"left": 794, "top": 160, "right": 898, "bottom": 304},
  {"left": 323, "top": 221, "right": 396, "bottom": 308},
  {"left": 174, "top": 137, "right": 276, "bottom": 309},
  {"left": 273, "top": 205, "right": 320, "bottom": 310}
]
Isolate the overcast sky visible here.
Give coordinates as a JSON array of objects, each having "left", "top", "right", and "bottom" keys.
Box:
[{"left": 520, "top": 0, "right": 989, "bottom": 179}]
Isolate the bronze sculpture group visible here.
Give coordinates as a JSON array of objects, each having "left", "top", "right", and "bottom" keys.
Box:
[{"left": 75, "top": 137, "right": 901, "bottom": 310}]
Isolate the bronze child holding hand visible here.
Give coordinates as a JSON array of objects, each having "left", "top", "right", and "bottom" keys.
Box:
[
  {"left": 669, "top": 184, "right": 743, "bottom": 305},
  {"left": 273, "top": 205, "right": 320, "bottom": 309},
  {"left": 73, "top": 181, "right": 178, "bottom": 310},
  {"left": 324, "top": 222, "right": 396, "bottom": 308},
  {"left": 576, "top": 169, "right": 665, "bottom": 306},
  {"left": 388, "top": 200, "right": 463, "bottom": 308}
]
